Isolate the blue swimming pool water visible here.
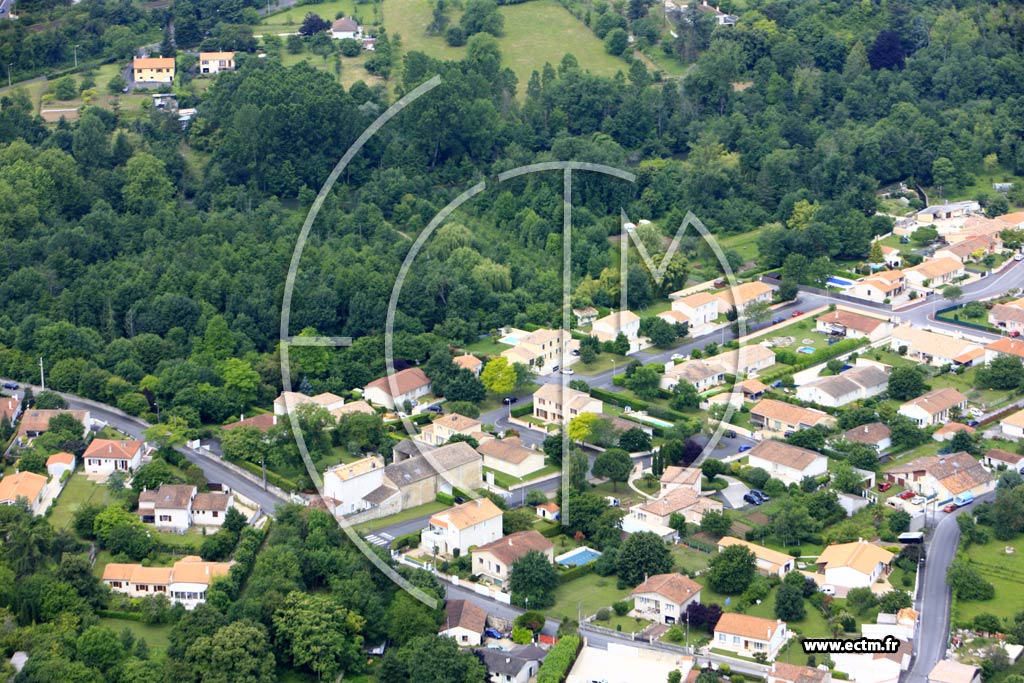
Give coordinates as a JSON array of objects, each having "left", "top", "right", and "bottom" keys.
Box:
[
  {"left": 827, "top": 276, "right": 855, "bottom": 288},
  {"left": 498, "top": 335, "right": 520, "bottom": 345},
  {"left": 632, "top": 414, "right": 673, "bottom": 429},
  {"left": 797, "top": 346, "right": 816, "bottom": 354},
  {"left": 557, "top": 547, "right": 602, "bottom": 567}
]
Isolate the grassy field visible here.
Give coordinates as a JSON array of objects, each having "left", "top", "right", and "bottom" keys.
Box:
[
  {"left": 954, "top": 535, "right": 1024, "bottom": 623},
  {"left": 353, "top": 500, "right": 450, "bottom": 533},
  {"left": 463, "top": 336, "right": 509, "bottom": 357},
  {"left": 48, "top": 473, "right": 113, "bottom": 531},
  {"left": 571, "top": 351, "right": 631, "bottom": 376},
  {"left": 718, "top": 227, "right": 767, "bottom": 263},
  {"left": 260, "top": 0, "right": 364, "bottom": 32},
  {"left": 382, "top": 0, "right": 629, "bottom": 94},
  {"left": 546, "top": 571, "right": 628, "bottom": 622},
  {"left": 99, "top": 618, "right": 172, "bottom": 653},
  {"left": 274, "top": 43, "right": 387, "bottom": 90}
]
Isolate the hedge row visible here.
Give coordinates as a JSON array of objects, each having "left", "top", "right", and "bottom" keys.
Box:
[
  {"left": 588, "top": 388, "right": 688, "bottom": 422},
  {"left": 511, "top": 402, "right": 534, "bottom": 418},
  {"left": 97, "top": 609, "right": 144, "bottom": 622},
  {"left": 391, "top": 531, "right": 422, "bottom": 551},
  {"left": 233, "top": 459, "right": 300, "bottom": 492},
  {"left": 436, "top": 492, "right": 455, "bottom": 505},
  {"left": 557, "top": 562, "right": 595, "bottom": 585},
  {"left": 538, "top": 523, "right": 562, "bottom": 539},
  {"left": 537, "top": 634, "right": 582, "bottom": 683},
  {"left": 759, "top": 337, "right": 868, "bottom": 383},
  {"left": 680, "top": 537, "right": 716, "bottom": 553}
]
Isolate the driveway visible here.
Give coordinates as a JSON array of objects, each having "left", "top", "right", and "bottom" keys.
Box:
[{"left": 717, "top": 475, "right": 750, "bottom": 509}]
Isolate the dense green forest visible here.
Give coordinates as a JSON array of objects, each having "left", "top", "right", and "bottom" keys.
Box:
[{"left": 1, "top": 0, "right": 1024, "bottom": 426}]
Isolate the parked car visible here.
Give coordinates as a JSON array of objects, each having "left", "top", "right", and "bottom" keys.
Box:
[
  {"left": 502, "top": 396, "right": 518, "bottom": 405},
  {"left": 1, "top": 382, "right": 17, "bottom": 390},
  {"left": 725, "top": 430, "right": 737, "bottom": 438},
  {"left": 820, "top": 585, "right": 836, "bottom": 596},
  {"left": 426, "top": 405, "right": 443, "bottom": 414},
  {"left": 738, "top": 445, "right": 752, "bottom": 452},
  {"left": 561, "top": 367, "right": 575, "bottom": 375},
  {"left": 898, "top": 490, "right": 916, "bottom": 500},
  {"left": 877, "top": 482, "right": 892, "bottom": 492},
  {"left": 571, "top": 348, "right": 580, "bottom": 356},
  {"left": 484, "top": 628, "right": 504, "bottom": 640},
  {"left": 551, "top": 365, "right": 559, "bottom": 373},
  {"left": 605, "top": 497, "right": 621, "bottom": 507},
  {"left": 671, "top": 353, "right": 686, "bottom": 361},
  {"left": 750, "top": 489, "right": 770, "bottom": 502},
  {"left": 911, "top": 495, "right": 926, "bottom": 505},
  {"left": 1016, "top": 252, "right": 1024, "bottom": 261},
  {"left": 943, "top": 503, "right": 959, "bottom": 513},
  {"left": 966, "top": 419, "right": 980, "bottom": 427},
  {"left": 791, "top": 310, "right": 804, "bottom": 317},
  {"left": 743, "top": 492, "right": 762, "bottom": 506},
  {"left": 954, "top": 491, "right": 975, "bottom": 506},
  {"left": 454, "top": 496, "right": 467, "bottom": 504},
  {"left": 771, "top": 318, "right": 783, "bottom": 325}
]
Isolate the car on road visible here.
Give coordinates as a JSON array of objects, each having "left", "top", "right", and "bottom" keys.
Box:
[
  {"left": 502, "top": 396, "right": 518, "bottom": 405},
  {"left": 738, "top": 445, "right": 752, "bottom": 452},
  {"left": 911, "top": 495, "right": 926, "bottom": 505},
  {"left": 671, "top": 353, "right": 686, "bottom": 361},
  {"left": 551, "top": 365, "right": 559, "bottom": 373},
  {"left": 791, "top": 310, "right": 804, "bottom": 317},
  {"left": 877, "top": 482, "right": 892, "bottom": 492},
  {"left": 742, "top": 492, "right": 762, "bottom": 506},
  {"left": 725, "top": 430, "right": 737, "bottom": 438},
  {"left": 1016, "top": 252, "right": 1024, "bottom": 261},
  {"left": 899, "top": 490, "right": 916, "bottom": 500},
  {"left": 1, "top": 382, "right": 18, "bottom": 390},
  {"left": 560, "top": 367, "right": 574, "bottom": 375},
  {"left": 943, "top": 503, "right": 959, "bottom": 513},
  {"left": 750, "top": 489, "right": 770, "bottom": 502},
  {"left": 1012, "top": 330, "right": 1021, "bottom": 338},
  {"left": 426, "top": 405, "right": 443, "bottom": 414},
  {"left": 771, "top": 318, "right": 782, "bottom": 325}
]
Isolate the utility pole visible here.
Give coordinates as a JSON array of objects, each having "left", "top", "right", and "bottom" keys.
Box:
[
  {"left": 6, "top": 64, "right": 11, "bottom": 88},
  {"left": 73, "top": 44, "right": 80, "bottom": 69},
  {"left": 38, "top": 357, "right": 44, "bottom": 391}
]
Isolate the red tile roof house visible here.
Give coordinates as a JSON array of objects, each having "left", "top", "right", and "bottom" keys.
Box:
[
  {"left": 362, "top": 367, "right": 432, "bottom": 410},
  {"left": 83, "top": 438, "right": 144, "bottom": 475}
]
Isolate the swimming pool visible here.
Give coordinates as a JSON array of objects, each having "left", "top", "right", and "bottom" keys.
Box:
[
  {"left": 630, "top": 414, "right": 673, "bottom": 429},
  {"left": 498, "top": 335, "right": 520, "bottom": 345},
  {"left": 827, "top": 276, "right": 855, "bottom": 288},
  {"left": 556, "top": 547, "right": 602, "bottom": 567},
  {"left": 797, "top": 346, "right": 816, "bottom": 354}
]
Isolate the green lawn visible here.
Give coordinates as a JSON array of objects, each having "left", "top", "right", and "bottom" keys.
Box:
[
  {"left": 634, "top": 300, "right": 673, "bottom": 318},
  {"left": 953, "top": 535, "right": 1024, "bottom": 624},
  {"left": 573, "top": 352, "right": 631, "bottom": 376},
  {"left": 592, "top": 611, "right": 646, "bottom": 634},
  {"left": 272, "top": 44, "right": 386, "bottom": 90},
  {"left": 353, "top": 500, "right": 450, "bottom": 533},
  {"left": 260, "top": 0, "right": 363, "bottom": 31},
  {"left": 718, "top": 227, "right": 767, "bottom": 263},
  {"left": 484, "top": 463, "right": 560, "bottom": 490},
  {"left": 382, "top": 0, "right": 629, "bottom": 95},
  {"left": 49, "top": 473, "right": 113, "bottom": 531},
  {"left": 670, "top": 543, "right": 712, "bottom": 575},
  {"left": 547, "top": 572, "right": 628, "bottom": 622},
  {"left": 463, "top": 336, "right": 509, "bottom": 358},
  {"left": 99, "top": 618, "right": 172, "bottom": 653}
]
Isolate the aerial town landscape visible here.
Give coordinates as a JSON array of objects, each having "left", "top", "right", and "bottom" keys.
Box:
[{"left": 2, "top": 0, "right": 1024, "bottom": 681}]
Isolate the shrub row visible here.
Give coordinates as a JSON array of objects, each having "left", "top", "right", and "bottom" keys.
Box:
[
  {"left": 436, "top": 492, "right": 455, "bottom": 505},
  {"left": 760, "top": 338, "right": 868, "bottom": 383},
  {"left": 97, "top": 609, "right": 144, "bottom": 622},
  {"left": 511, "top": 402, "right": 534, "bottom": 418},
  {"left": 537, "top": 634, "right": 582, "bottom": 683},
  {"left": 557, "top": 562, "right": 595, "bottom": 585},
  {"left": 391, "top": 531, "right": 422, "bottom": 551},
  {"left": 680, "top": 537, "right": 716, "bottom": 553},
  {"left": 588, "top": 388, "right": 688, "bottom": 422}
]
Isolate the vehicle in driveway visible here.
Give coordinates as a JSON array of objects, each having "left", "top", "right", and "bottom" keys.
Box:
[
  {"left": 878, "top": 482, "right": 892, "bottom": 492},
  {"left": 743, "top": 492, "right": 762, "bottom": 506},
  {"left": 899, "top": 490, "right": 916, "bottom": 500},
  {"left": 1, "top": 382, "right": 17, "bottom": 390},
  {"left": 966, "top": 419, "right": 980, "bottom": 427},
  {"left": 738, "top": 445, "right": 751, "bottom": 452},
  {"left": 484, "top": 628, "right": 505, "bottom": 640},
  {"left": 750, "top": 489, "right": 769, "bottom": 502},
  {"left": 502, "top": 396, "right": 518, "bottom": 405},
  {"left": 911, "top": 495, "right": 926, "bottom": 505},
  {"left": 943, "top": 503, "right": 959, "bottom": 513},
  {"left": 560, "top": 367, "right": 574, "bottom": 375}
]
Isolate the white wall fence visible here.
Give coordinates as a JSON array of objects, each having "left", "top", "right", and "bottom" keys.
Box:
[{"left": 396, "top": 554, "right": 512, "bottom": 604}]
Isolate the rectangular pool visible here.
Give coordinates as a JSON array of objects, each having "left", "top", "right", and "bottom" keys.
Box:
[
  {"left": 556, "top": 547, "right": 602, "bottom": 567},
  {"left": 827, "top": 276, "right": 855, "bottom": 288},
  {"left": 797, "top": 346, "right": 816, "bottom": 354},
  {"left": 498, "top": 335, "right": 520, "bottom": 345}
]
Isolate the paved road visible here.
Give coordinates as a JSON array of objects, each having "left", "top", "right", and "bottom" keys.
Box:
[
  {"left": 3, "top": 380, "right": 288, "bottom": 513},
  {"left": 905, "top": 492, "right": 996, "bottom": 683}
]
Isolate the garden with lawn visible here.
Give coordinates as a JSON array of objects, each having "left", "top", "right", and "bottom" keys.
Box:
[
  {"left": 546, "top": 571, "right": 628, "bottom": 622},
  {"left": 953, "top": 535, "right": 1024, "bottom": 623},
  {"left": 48, "top": 473, "right": 114, "bottom": 531}
]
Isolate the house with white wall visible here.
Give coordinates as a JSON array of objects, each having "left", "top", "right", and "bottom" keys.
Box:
[
  {"left": 323, "top": 456, "right": 385, "bottom": 515},
  {"left": 83, "top": 439, "right": 144, "bottom": 475},
  {"left": 630, "top": 573, "right": 702, "bottom": 624},
  {"left": 45, "top": 452, "right": 75, "bottom": 480},
  {"left": 745, "top": 440, "right": 828, "bottom": 486},
  {"left": 439, "top": 598, "right": 487, "bottom": 646},
  {"left": 472, "top": 530, "right": 554, "bottom": 588},
  {"left": 813, "top": 540, "right": 893, "bottom": 594},
  {"left": 0, "top": 472, "right": 49, "bottom": 515},
  {"left": 590, "top": 310, "right": 643, "bottom": 352},
  {"left": 102, "top": 556, "right": 234, "bottom": 610},
  {"left": 422, "top": 498, "right": 503, "bottom": 557},
  {"left": 363, "top": 367, "right": 432, "bottom": 410},
  {"left": 897, "top": 388, "right": 967, "bottom": 427},
  {"left": 717, "top": 537, "right": 795, "bottom": 578},
  {"left": 713, "top": 613, "right": 789, "bottom": 660}
]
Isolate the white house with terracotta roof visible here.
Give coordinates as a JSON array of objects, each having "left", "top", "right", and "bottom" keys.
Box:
[
  {"left": 0, "top": 395, "right": 20, "bottom": 424},
  {"left": 932, "top": 422, "right": 974, "bottom": 442},
  {"left": 1001, "top": 408, "right": 1024, "bottom": 440},
  {"left": 717, "top": 537, "right": 795, "bottom": 578},
  {"left": 198, "top": 51, "right": 235, "bottom": 74},
  {"left": 929, "top": 660, "right": 980, "bottom": 683},
  {"left": 983, "top": 448, "right": 1024, "bottom": 473},
  {"left": 83, "top": 439, "right": 144, "bottom": 475},
  {"left": 935, "top": 234, "right": 1002, "bottom": 263},
  {"left": 416, "top": 413, "right": 483, "bottom": 447},
  {"left": 535, "top": 501, "right": 559, "bottom": 521},
  {"left": 897, "top": 388, "right": 967, "bottom": 427},
  {"left": 985, "top": 336, "right": 1024, "bottom": 363},
  {"left": 715, "top": 281, "right": 773, "bottom": 314},
  {"left": 660, "top": 291, "right": 719, "bottom": 336},
  {"left": 330, "top": 16, "right": 361, "bottom": 39},
  {"left": 472, "top": 530, "right": 554, "bottom": 587},
  {"left": 989, "top": 301, "right": 1024, "bottom": 335},
  {"left": 628, "top": 487, "right": 723, "bottom": 527},
  {"left": 902, "top": 257, "right": 965, "bottom": 289},
  {"left": 103, "top": 556, "right": 234, "bottom": 609},
  {"left": 0, "top": 472, "right": 49, "bottom": 514},
  {"left": 708, "top": 344, "right": 777, "bottom": 377},
  {"left": 885, "top": 451, "right": 995, "bottom": 503},
  {"left": 590, "top": 310, "right": 643, "bottom": 352},
  {"left": 848, "top": 270, "right": 906, "bottom": 303},
  {"left": 138, "top": 484, "right": 196, "bottom": 531},
  {"left": 363, "top": 367, "right": 432, "bottom": 410},
  {"left": 532, "top": 384, "right": 602, "bottom": 424},
  {"left": 476, "top": 437, "right": 545, "bottom": 478},
  {"left": 422, "top": 498, "right": 503, "bottom": 557},
  {"left": 750, "top": 399, "right": 835, "bottom": 436},
  {"left": 440, "top": 599, "right": 487, "bottom": 646},
  {"left": 815, "top": 310, "right": 893, "bottom": 343},
  {"left": 45, "top": 452, "right": 75, "bottom": 480},
  {"left": 890, "top": 327, "right": 985, "bottom": 367},
  {"left": 273, "top": 391, "right": 346, "bottom": 416},
  {"left": 660, "top": 466, "right": 701, "bottom": 494},
  {"left": 191, "top": 491, "right": 234, "bottom": 527},
  {"left": 661, "top": 359, "right": 727, "bottom": 392},
  {"left": 745, "top": 440, "right": 828, "bottom": 486},
  {"left": 769, "top": 662, "right": 832, "bottom": 683},
  {"left": 630, "top": 573, "right": 702, "bottom": 624},
  {"left": 841, "top": 423, "right": 891, "bottom": 452},
  {"left": 453, "top": 353, "right": 483, "bottom": 376},
  {"left": 714, "top": 613, "right": 789, "bottom": 660},
  {"left": 814, "top": 540, "right": 893, "bottom": 593},
  {"left": 323, "top": 456, "right": 385, "bottom": 515}
]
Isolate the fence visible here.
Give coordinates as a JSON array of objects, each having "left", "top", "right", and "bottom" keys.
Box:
[{"left": 396, "top": 555, "right": 513, "bottom": 604}]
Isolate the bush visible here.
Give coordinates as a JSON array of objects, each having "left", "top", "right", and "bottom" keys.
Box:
[
  {"left": 536, "top": 634, "right": 582, "bottom": 683},
  {"left": 436, "top": 492, "right": 455, "bottom": 505},
  {"left": 612, "top": 601, "right": 629, "bottom": 616},
  {"left": 390, "top": 531, "right": 421, "bottom": 550},
  {"left": 510, "top": 402, "right": 534, "bottom": 418},
  {"left": 595, "top": 607, "right": 610, "bottom": 621}
]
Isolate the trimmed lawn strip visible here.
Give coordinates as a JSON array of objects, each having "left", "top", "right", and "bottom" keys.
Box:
[
  {"left": 353, "top": 500, "right": 450, "bottom": 533},
  {"left": 49, "top": 473, "right": 113, "bottom": 531},
  {"left": 546, "top": 572, "right": 628, "bottom": 622}
]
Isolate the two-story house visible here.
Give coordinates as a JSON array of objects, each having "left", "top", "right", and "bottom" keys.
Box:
[
  {"left": 138, "top": 483, "right": 234, "bottom": 531},
  {"left": 472, "top": 530, "right": 554, "bottom": 588},
  {"left": 422, "top": 498, "right": 503, "bottom": 557},
  {"left": 416, "top": 413, "right": 484, "bottom": 447},
  {"left": 714, "top": 281, "right": 773, "bottom": 314},
  {"left": 363, "top": 367, "right": 432, "bottom": 410},
  {"left": 590, "top": 310, "right": 643, "bottom": 352},
  {"left": 848, "top": 270, "right": 906, "bottom": 303},
  {"left": 198, "top": 51, "right": 235, "bottom": 74},
  {"left": 323, "top": 456, "right": 385, "bottom": 515},
  {"left": 102, "top": 556, "right": 234, "bottom": 610},
  {"left": 660, "top": 292, "right": 719, "bottom": 336},
  {"left": 501, "top": 328, "right": 579, "bottom": 375},
  {"left": 630, "top": 573, "right": 702, "bottom": 624},
  {"left": 714, "top": 613, "right": 789, "bottom": 660},
  {"left": 532, "top": 384, "right": 603, "bottom": 425},
  {"left": 897, "top": 388, "right": 967, "bottom": 427},
  {"left": 132, "top": 56, "right": 175, "bottom": 84},
  {"left": 660, "top": 359, "right": 727, "bottom": 392}
]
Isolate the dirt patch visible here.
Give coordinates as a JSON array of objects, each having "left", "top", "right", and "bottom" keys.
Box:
[
  {"left": 745, "top": 511, "right": 770, "bottom": 526},
  {"left": 41, "top": 108, "right": 79, "bottom": 122}
]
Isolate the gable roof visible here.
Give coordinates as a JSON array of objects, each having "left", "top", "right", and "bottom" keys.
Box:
[
  {"left": 1003, "top": 408, "right": 1024, "bottom": 428},
  {"left": 385, "top": 442, "right": 479, "bottom": 486},
  {"left": 631, "top": 573, "right": 702, "bottom": 605},
  {"left": 133, "top": 57, "right": 175, "bottom": 69},
  {"left": 637, "top": 487, "right": 703, "bottom": 516},
  {"left": 139, "top": 484, "right": 196, "bottom": 510},
  {"left": 221, "top": 413, "right": 278, "bottom": 432},
  {"left": 900, "top": 387, "right": 967, "bottom": 415},
  {"left": 430, "top": 498, "right": 503, "bottom": 530},
  {"left": 83, "top": 439, "right": 143, "bottom": 461},
  {"left": 747, "top": 440, "right": 824, "bottom": 472},
  {"left": 677, "top": 291, "right": 717, "bottom": 308},
  {"left": 843, "top": 422, "right": 891, "bottom": 445},
  {"left": 903, "top": 257, "right": 964, "bottom": 280},
  {"left": 431, "top": 413, "right": 482, "bottom": 433},
  {"left": 593, "top": 310, "right": 640, "bottom": 330},
  {"left": 816, "top": 310, "right": 886, "bottom": 334},
  {"left": 660, "top": 466, "right": 701, "bottom": 488},
  {"left": 192, "top": 492, "right": 231, "bottom": 512},
  {"left": 716, "top": 281, "right": 773, "bottom": 307},
  {"left": 364, "top": 367, "right": 431, "bottom": 398},
  {"left": 738, "top": 379, "right": 768, "bottom": 395},
  {"left": 751, "top": 399, "right": 831, "bottom": 428},
  {"left": 473, "top": 530, "right": 554, "bottom": 566},
  {"left": 986, "top": 448, "right": 1023, "bottom": 466},
  {"left": 45, "top": 451, "right": 75, "bottom": 466},
  {"left": 199, "top": 51, "right": 234, "bottom": 61},
  {"left": 442, "top": 599, "right": 487, "bottom": 634},
  {"left": 476, "top": 438, "right": 538, "bottom": 465},
  {"left": 171, "top": 556, "right": 234, "bottom": 584},
  {"left": 986, "top": 337, "right": 1024, "bottom": 358},
  {"left": 816, "top": 540, "right": 894, "bottom": 575},
  {"left": 718, "top": 537, "right": 793, "bottom": 569},
  {"left": 934, "top": 422, "right": 973, "bottom": 437},
  {"left": 18, "top": 409, "right": 89, "bottom": 436},
  {"left": 770, "top": 662, "right": 830, "bottom": 683},
  {"left": 0, "top": 472, "right": 47, "bottom": 504},
  {"left": 332, "top": 17, "right": 359, "bottom": 31},
  {"left": 453, "top": 354, "right": 482, "bottom": 371},
  {"left": 893, "top": 326, "right": 983, "bottom": 361},
  {"left": 715, "top": 613, "right": 784, "bottom": 640},
  {"left": 801, "top": 375, "right": 864, "bottom": 400},
  {"left": 474, "top": 647, "right": 540, "bottom": 676},
  {"left": 929, "top": 660, "right": 979, "bottom": 683}
]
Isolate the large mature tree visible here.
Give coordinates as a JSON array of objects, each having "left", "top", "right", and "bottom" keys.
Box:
[
  {"left": 186, "top": 620, "right": 276, "bottom": 683},
  {"left": 699, "top": 510, "right": 732, "bottom": 537},
  {"left": 299, "top": 12, "right": 330, "bottom": 36},
  {"left": 616, "top": 531, "right": 674, "bottom": 586},
  {"left": 380, "top": 635, "right": 487, "bottom": 683},
  {"left": 592, "top": 448, "right": 633, "bottom": 491},
  {"left": 887, "top": 366, "right": 926, "bottom": 401},
  {"left": 480, "top": 357, "right": 517, "bottom": 395},
  {"left": 509, "top": 550, "right": 559, "bottom": 608},
  {"left": 625, "top": 365, "right": 662, "bottom": 400},
  {"left": 774, "top": 580, "right": 806, "bottom": 621},
  {"left": 273, "top": 592, "right": 365, "bottom": 680},
  {"left": 707, "top": 545, "right": 756, "bottom": 594}
]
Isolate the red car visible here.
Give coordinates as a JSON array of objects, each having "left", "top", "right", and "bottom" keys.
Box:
[
  {"left": 791, "top": 310, "right": 804, "bottom": 317},
  {"left": 877, "top": 482, "right": 892, "bottom": 492},
  {"left": 944, "top": 503, "right": 959, "bottom": 513},
  {"left": 1012, "top": 330, "right": 1021, "bottom": 338},
  {"left": 899, "top": 490, "right": 916, "bottom": 500}
]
